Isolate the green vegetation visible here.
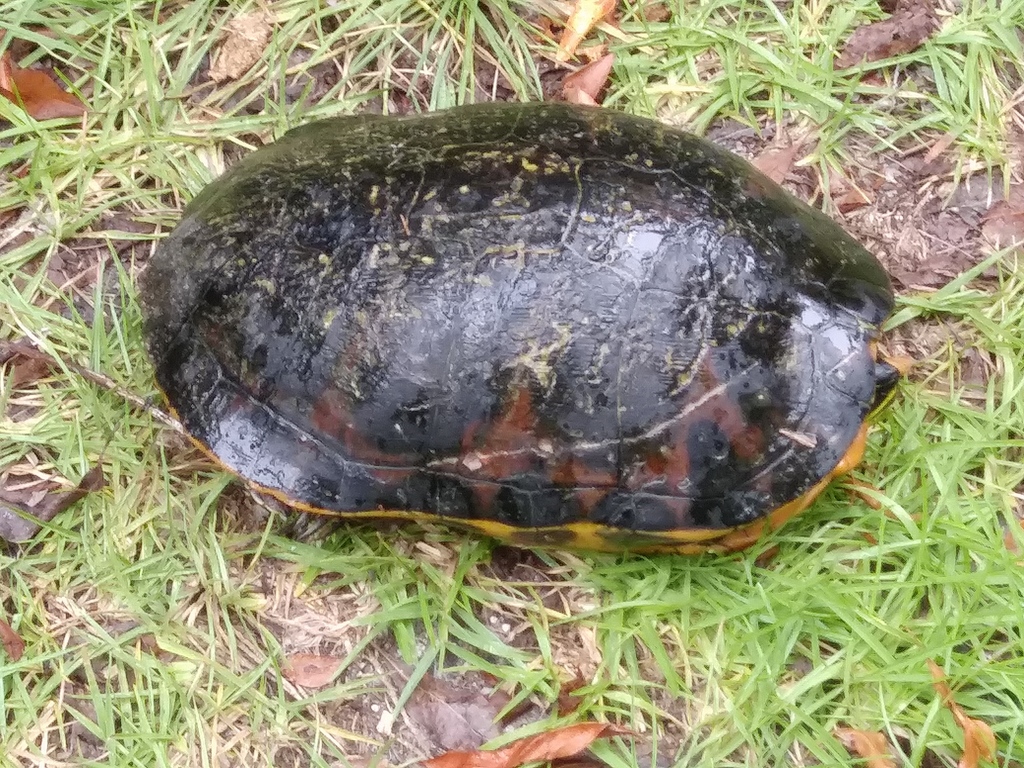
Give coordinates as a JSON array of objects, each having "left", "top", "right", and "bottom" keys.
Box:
[{"left": 2, "top": 1, "right": 1022, "bottom": 766}]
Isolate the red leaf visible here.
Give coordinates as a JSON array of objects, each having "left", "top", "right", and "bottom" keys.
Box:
[
  {"left": 562, "top": 53, "right": 615, "bottom": 105},
  {"left": 281, "top": 652, "right": 344, "bottom": 688},
  {"left": 0, "top": 617, "right": 25, "bottom": 661},
  {"left": 0, "top": 53, "right": 86, "bottom": 120},
  {"left": 835, "top": 727, "right": 896, "bottom": 768},
  {"left": 928, "top": 660, "right": 997, "bottom": 768},
  {"left": 751, "top": 143, "right": 801, "bottom": 185},
  {"left": 423, "top": 722, "right": 632, "bottom": 768}
]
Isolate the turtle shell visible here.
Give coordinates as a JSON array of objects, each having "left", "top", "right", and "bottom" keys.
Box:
[{"left": 140, "top": 102, "right": 897, "bottom": 553}]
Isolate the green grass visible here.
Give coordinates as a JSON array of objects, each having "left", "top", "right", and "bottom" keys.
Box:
[{"left": 2, "top": 0, "right": 1024, "bottom": 766}]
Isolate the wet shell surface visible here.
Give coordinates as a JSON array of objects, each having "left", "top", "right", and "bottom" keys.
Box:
[{"left": 140, "top": 102, "right": 898, "bottom": 553}]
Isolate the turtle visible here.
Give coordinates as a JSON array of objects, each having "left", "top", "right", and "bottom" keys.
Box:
[{"left": 140, "top": 101, "right": 899, "bottom": 554}]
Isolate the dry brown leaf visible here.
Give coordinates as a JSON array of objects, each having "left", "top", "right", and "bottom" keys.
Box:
[
  {"left": 753, "top": 543, "right": 782, "bottom": 567},
  {"left": 928, "top": 660, "right": 997, "bottom": 768},
  {"left": 556, "top": 0, "right": 615, "bottom": 62},
  {"left": 1004, "top": 525, "right": 1020, "bottom": 554},
  {"left": 836, "top": 185, "right": 873, "bottom": 213},
  {"left": 0, "top": 50, "right": 86, "bottom": 120},
  {"left": 0, "top": 341, "right": 54, "bottom": 389},
  {"left": 282, "top": 652, "right": 344, "bottom": 688},
  {"left": 835, "top": 727, "right": 896, "bottom": 768},
  {"left": 423, "top": 722, "right": 633, "bottom": 768},
  {"left": 0, "top": 617, "right": 25, "bottom": 661},
  {"left": 555, "top": 673, "right": 588, "bottom": 716},
  {"left": 751, "top": 143, "right": 801, "bottom": 185},
  {"left": 836, "top": 0, "right": 939, "bottom": 70},
  {"left": 922, "top": 130, "right": 958, "bottom": 166},
  {"left": 406, "top": 673, "right": 511, "bottom": 752},
  {"left": 562, "top": 53, "right": 614, "bottom": 105},
  {"left": 0, "top": 463, "right": 106, "bottom": 543},
  {"left": 639, "top": 2, "right": 671, "bottom": 23},
  {"left": 981, "top": 185, "right": 1024, "bottom": 249},
  {"left": 209, "top": 11, "right": 274, "bottom": 83}
]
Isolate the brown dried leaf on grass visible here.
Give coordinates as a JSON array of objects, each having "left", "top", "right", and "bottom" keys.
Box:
[
  {"left": 0, "top": 341, "right": 55, "bottom": 389},
  {"left": 981, "top": 185, "right": 1024, "bottom": 249},
  {"left": 423, "top": 722, "right": 633, "bottom": 768},
  {"left": 556, "top": 0, "right": 615, "bottom": 62},
  {"left": 835, "top": 727, "right": 896, "bottom": 768},
  {"left": 928, "top": 660, "right": 997, "bottom": 768},
  {"left": 836, "top": 0, "right": 939, "bottom": 70},
  {"left": 824, "top": 166, "right": 883, "bottom": 214},
  {"left": 751, "top": 142, "right": 801, "bottom": 185},
  {"left": 406, "top": 673, "right": 512, "bottom": 752},
  {"left": 209, "top": 11, "right": 275, "bottom": 83},
  {"left": 562, "top": 53, "right": 615, "bottom": 105},
  {"left": 639, "top": 2, "right": 671, "bottom": 23},
  {"left": 835, "top": 184, "right": 874, "bottom": 213},
  {"left": 0, "top": 464, "right": 105, "bottom": 543},
  {"left": 555, "top": 673, "right": 588, "bottom": 716},
  {"left": 0, "top": 617, "right": 25, "bottom": 661},
  {"left": 0, "top": 49, "right": 86, "bottom": 120},
  {"left": 281, "top": 652, "right": 345, "bottom": 688}
]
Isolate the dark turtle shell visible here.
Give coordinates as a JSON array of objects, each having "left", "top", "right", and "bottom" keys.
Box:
[{"left": 141, "top": 102, "right": 897, "bottom": 553}]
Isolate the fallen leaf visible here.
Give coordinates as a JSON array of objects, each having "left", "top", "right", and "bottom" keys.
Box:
[
  {"left": 753, "top": 543, "right": 782, "bottom": 567},
  {"left": 0, "top": 342, "right": 55, "bottom": 389},
  {"left": 928, "top": 660, "right": 997, "bottom": 768},
  {"left": 981, "top": 185, "right": 1024, "bottom": 249},
  {"left": 751, "top": 142, "right": 801, "bottom": 185},
  {"left": 562, "top": 53, "right": 614, "bottom": 105},
  {"left": 209, "top": 11, "right": 274, "bottom": 83},
  {"left": 406, "top": 673, "right": 512, "bottom": 752},
  {"left": 423, "top": 722, "right": 633, "bottom": 768},
  {"left": 556, "top": 0, "right": 615, "bottom": 62},
  {"left": 835, "top": 184, "right": 873, "bottom": 213},
  {"left": 555, "top": 673, "right": 588, "bottom": 716},
  {"left": 0, "top": 50, "right": 86, "bottom": 120},
  {"left": 639, "top": 2, "right": 671, "bottom": 23},
  {"left": 1004, "top": 525, "right": 1020, "bottom": 554},
  {"left": 921, "top": 130, "right": 958, "bottom": 167},
  {"left": 0, "top": 617, "right": 25, "bottom": 661},
  {"left": 836, "top": 0, "right": 939, "bottom": 70},
  {"left": 0, "top": 464, "right": 105, "bottom": 543},
  {"left": 835, "top": 727, "right": 896, "bottom": 768},
  {"left": 281, "top": 652, "right": 344, "bottom": 688},
  {"left": 844, "top": 477, "right": 884, "bottom": 511}
]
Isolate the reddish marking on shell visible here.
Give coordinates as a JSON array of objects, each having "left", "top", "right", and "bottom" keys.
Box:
[
  {"left": 575, "top": 488, "right": 608, "bottom": 517},
  {"left": 467, "top": 480, "right": 500, "bottom": 512},
  {"left": 661, "top": 496, "right": 695, "bottom": 529},
  {"left": 460, "top": 385, "right": 540, "bottom": 480},
  {"left": 310, "top": 387, "right": 350, "bottom": 437},
  {"left": 622, "top": 443, "right": 690, "bottom": 493},
  {"left": 552, "top": 456, "right": 616, "bottom": 517},
  {"left": 623, "top": 355, "right": 765, "bottom": 491},
  {"left": 551, "top": 456, "right": 616, "bottom": 488},
  {"left": 310, "top": 387, "right": 417, "bottom": 467},
  {"left": 697, "top": 363, "right": 766, "bottom": 462}
]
